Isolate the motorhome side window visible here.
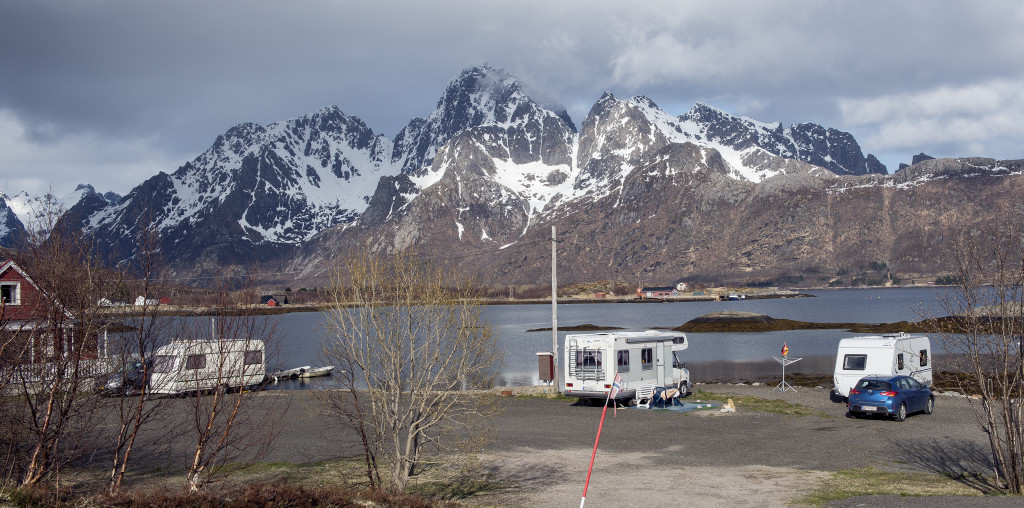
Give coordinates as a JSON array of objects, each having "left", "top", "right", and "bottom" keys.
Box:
[
  {"left": 244, "top": 350, "right": 262, "bottom": 366},
  {"left": 577, "top": 351, "right": 601, "bottom": 369},
  {"left": 185, "top": 354, "right": 206, "bottom": 370},
  {"left": 641, "top": 348, "right": 653, "bottom": 370},
  {"left": 919, "top": 350, "right": 928, "bottom": 367},
  {"left": 843, "top": 354, "right": 867, "bottom": 370},
  {"left": 897, "top": 353, "right": 905, "bottom": 370},
  {"left": 617, "top": 350, "right": 629, "bottom": 372}
]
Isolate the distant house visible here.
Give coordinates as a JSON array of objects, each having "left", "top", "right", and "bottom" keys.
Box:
[
  {"left": 134, "top": 296, "right": 159, "bottom": 306},
  {"left": 260, "top": 295, "right": 282, "bottom": 307},
  {"left": 636, "top": 286, "right": 679, "bottom": 299}
]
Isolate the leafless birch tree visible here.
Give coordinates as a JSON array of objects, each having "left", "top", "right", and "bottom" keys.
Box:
[
  {"left": 319, "top": 250, "right": 504, "bottom": 492},
  {"left": 104, "top": 225, "right": 179, "bottom": 494},
  {"left": 923, "top": 224, "right": 1024, "bottom": 492},
  {"left": 179, "top": 276, "right": 285, "bottom": 492},
  {"left": 2, "top": 194, "right": 113, "bottom": 486}
]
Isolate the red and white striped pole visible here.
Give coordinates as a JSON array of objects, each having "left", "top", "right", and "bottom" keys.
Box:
[
  {"left": 581, "top": 372, "right": 620, "bottom": 507},
  {"left": 580, "top": 396, "right": 609, "bottom": 508}
]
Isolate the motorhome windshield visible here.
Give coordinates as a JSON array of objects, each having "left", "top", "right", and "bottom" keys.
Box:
[
  {"left": 152, "top": 355, "right": 177, "bottom": 373},
  {"left": 673, "top": 351, "right": 686, "bottom": 369}
]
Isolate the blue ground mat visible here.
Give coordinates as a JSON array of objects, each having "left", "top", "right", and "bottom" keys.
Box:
[{"left": 650, "top": 401, "right": 718, "bottom": 412}]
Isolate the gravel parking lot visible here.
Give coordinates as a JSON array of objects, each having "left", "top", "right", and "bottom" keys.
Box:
[
  {"left": 99, "top": 384, "right": 1020, "bottom": 507},
  {"left": 469, "top": 384, "right": 1017, "bottom": 507}
]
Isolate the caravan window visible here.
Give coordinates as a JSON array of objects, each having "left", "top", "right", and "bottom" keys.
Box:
[
  {"left": 897, "top": 353, "right": 905, "bottom": 370},
  {"left": 576, "top": 351, "right": 602, "bottom": 369},
  {"left": 244, "top": 350, "right": 262, "bottom": 366},
  {"left": 641, "top": 348, "right": 653, "bottom": 371},
  {"left": 920, "top": 350, "right": 928, "bottom": 367},
  {"left": 617, "top": 350, "right": 629, "bottom": 372},
  {"left": 185, "top": 354, "right": 206, "bottom": 370},
  {"left": 152, "top": 355, "right": 177, "bottom": 373},
  {"left": 843, "top": 354, "right": 867, "bottom": 370}
]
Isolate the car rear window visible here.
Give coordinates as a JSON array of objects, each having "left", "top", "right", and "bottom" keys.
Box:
[{"left": 855, "top": 379, "right": 892, "bottom": 391}]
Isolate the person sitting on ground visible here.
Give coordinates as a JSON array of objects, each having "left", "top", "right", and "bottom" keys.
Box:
[{"left": 652, "top": 387, "right": 682, "bottom": 407}]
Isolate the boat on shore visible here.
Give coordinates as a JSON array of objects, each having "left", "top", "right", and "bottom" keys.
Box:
[
  {"left": 299, "top": 365, "right": 334, "bottom": 378},
  {"left": 269, "top": 366, "right": 310, "bottom": 381}
]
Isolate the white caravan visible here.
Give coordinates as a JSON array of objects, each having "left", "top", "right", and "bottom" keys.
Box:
[
  {"left": 832, "top": 333, "right": 932, "bottom": 398},
  {"left": 563, "top": 330, "right": 690, "bottom": 403},
  {"left": 150, "top": 339, "right": 266, "bottom": 395}
]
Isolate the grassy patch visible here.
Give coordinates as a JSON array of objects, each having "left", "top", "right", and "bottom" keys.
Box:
[
  {"left": 797, "top": 467, "right": 988, "bottom": 506},
  {"left": 692, "top": 389, "right": 829, "bottom": 417}
]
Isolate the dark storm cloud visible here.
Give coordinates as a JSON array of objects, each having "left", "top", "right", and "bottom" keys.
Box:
[{"left": 1, "top": 0, "right": 1022, "bottom": 197}]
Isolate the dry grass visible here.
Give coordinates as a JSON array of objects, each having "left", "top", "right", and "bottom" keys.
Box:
[
  {"left": 691, "top": 389, "right": 830, "bottom": 417},
  {"left": 797, "top": 466, "right": 991, "bottom": 506}
]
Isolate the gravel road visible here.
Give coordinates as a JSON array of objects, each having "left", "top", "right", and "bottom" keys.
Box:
[{"left": 100, "top": 385, "right": 1021, "bottom": 507}]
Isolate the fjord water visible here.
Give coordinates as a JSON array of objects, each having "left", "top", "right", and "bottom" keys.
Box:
[{"left": 266, "top": 287, "right": 951, "bottom": 388}]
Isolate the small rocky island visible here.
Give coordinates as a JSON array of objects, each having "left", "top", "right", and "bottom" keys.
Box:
[{"left": 673, "top": 311, "right": 929, "bottom": 333}]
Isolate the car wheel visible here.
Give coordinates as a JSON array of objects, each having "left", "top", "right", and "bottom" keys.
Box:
[
  {"left": 925, "top": 397, "right": 934, "bottom": 415},
  {"left": 846, "top": 411, "right": 859, "bottom": 419},
  {"left": 895, "top": 403, "right": 907, "bottom": 422}
]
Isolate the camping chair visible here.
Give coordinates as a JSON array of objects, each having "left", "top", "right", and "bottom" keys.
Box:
[{"left": 634, "top": 384, "right": 656, "bottom": 408}]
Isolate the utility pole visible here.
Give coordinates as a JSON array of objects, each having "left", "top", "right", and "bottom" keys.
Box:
[{"left": 551, "top": 226, "right": 559, "bottom": 393}]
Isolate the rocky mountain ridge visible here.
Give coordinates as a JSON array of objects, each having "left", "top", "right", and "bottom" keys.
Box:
[{"left": 45, "top": 65, "right": 1020, "bottom": 286}]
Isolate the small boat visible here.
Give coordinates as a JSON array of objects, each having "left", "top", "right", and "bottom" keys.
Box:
[
  {"left": 269, "top": 366, "right": 311, "bottom": 381},
  {"left": 299, "top": 365, "right": 334, "bottom": 378}
]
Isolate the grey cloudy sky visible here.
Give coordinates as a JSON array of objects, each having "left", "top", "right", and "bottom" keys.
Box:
[{"left": 2, "top": 0, "right": 1023, "bottom": 198}]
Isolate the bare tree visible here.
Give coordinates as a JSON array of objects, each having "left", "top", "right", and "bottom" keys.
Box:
[
  {"left": 924, "top": 224, "right": 1024, "bottom": 492},
  {"left": 319, "top": 249, "right": 504, "bottom": 492},
  {"left": 104, "top": 224, "right": 179, "bottom": 494},
  {"left": 2, "top": 193, "right": 114, "bottom": 486},
  {"left": 178, "top": 275, "right": 285, "bottom": 492}
]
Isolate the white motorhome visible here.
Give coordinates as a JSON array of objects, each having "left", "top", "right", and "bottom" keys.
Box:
[
  {"left": 150, "top": 339, "right": 266, "bottom": 395},
  {"left": 832, "top": 333, "right": 932, "bottom": 399},
  {"left": 563, "top": 330, "right": 690, "bottom": 403}
]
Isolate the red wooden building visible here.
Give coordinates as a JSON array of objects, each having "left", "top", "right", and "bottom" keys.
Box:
[{"left": 0, "top": 259, "right": 80, "bottom": 363}]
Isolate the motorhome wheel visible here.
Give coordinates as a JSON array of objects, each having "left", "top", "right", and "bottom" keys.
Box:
[{"left": 678, "top": 381, "right": 689, "bottom": 398}]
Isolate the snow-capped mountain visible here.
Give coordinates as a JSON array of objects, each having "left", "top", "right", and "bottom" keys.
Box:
[
  {"left": 0, "top": 192, "right": 26, "bottom": 249},
  {"left": 392, "top": 65, "right": 576, "bottom": 177},
  {"left": 64, "top": 105, "right": 395, "bottom": 268},
  {"left": 1, "top": 185, "right": 117, "bottom": 248},
  {"left": 58, "top": 63, "right": 1021, "bottom": 287}
]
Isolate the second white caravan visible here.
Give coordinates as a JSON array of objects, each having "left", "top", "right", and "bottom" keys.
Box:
[
  {"left": 832, "top": 333, "right": 932, "bottom": 399},
  {"left": 150, "top": 339, "right": 266, "bottom": 395}
]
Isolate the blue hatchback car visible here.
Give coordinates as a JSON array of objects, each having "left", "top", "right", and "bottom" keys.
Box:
[{"left": 847, "top": 375, "right": 934, "bottom": 422}]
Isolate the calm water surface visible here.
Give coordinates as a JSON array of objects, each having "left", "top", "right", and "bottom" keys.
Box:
[{"left": 263, "top": 287, "right": 953, "bottom": 388}]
